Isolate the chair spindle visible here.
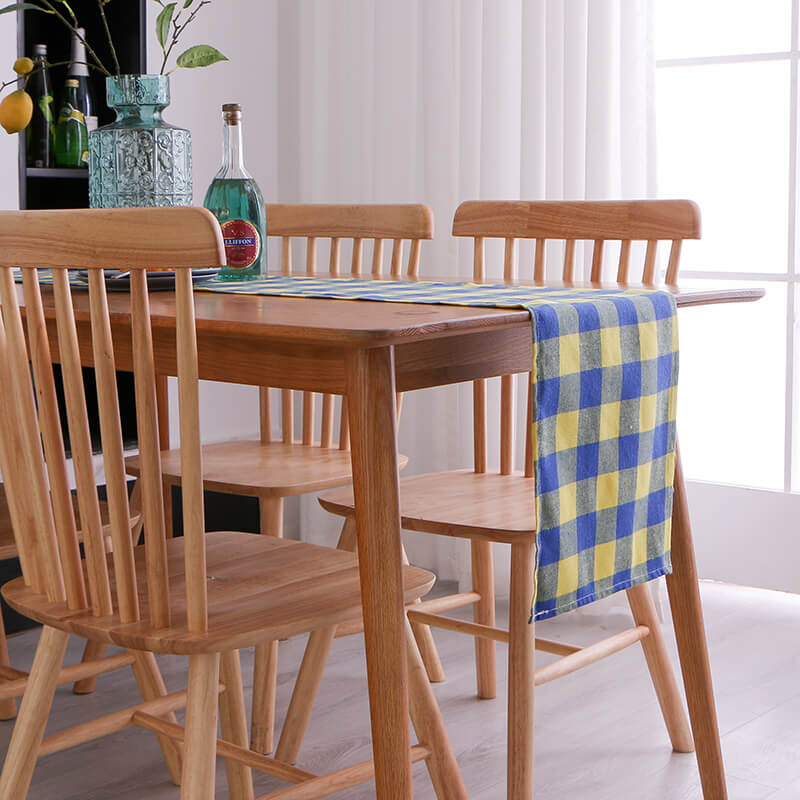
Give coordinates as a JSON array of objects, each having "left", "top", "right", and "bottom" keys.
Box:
[
  {"left": 130, "top": 269, "right": 170, "bottom": 629},
  {"left": 533, "top": 238, "right": 545, "bottom": 282},
  {"left": 372, "top": 239, "right": 384, "bottom": 276},
  {"left": 563, "top": 239, "right": 575, "bottom": 281},
  {"left": 88, "top": 271, "right": 140, "bottom": 624},
  {"left": 617, "top": 240, "right": 632, "bottom": 282},
  {"left": 590, "top": 239, "right": 604, "bottom": 281},
  {"left": 643, "top": 240, "right": 658, "bottom": 284},
  {"left": 51, "top": 270, "right": 113, "bottom": 615},
  {"left": 0, "top": 269, "right": 65, "bottom": 603},
  {"left": 351, "top": 238, "right": 363, "bottom": 274},
  {"left": 20, "top": 270, "right": 86, "bottom": 610},
  {"left": 175, "top": 268, "right": 208, "bottom": 634}
]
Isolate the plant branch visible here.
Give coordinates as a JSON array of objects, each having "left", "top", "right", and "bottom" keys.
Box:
[
  {"left": 96, "top": 0, "right": 120, "bottom": 75},
  {"left": 160, "top": 0, "right": 210, "bottom": 74},
  {"left": 0, "top": 59, "right": 104, "bottom": 95},
  {"left": 35, "top": 0, "right": 111, "bottom": 76}
]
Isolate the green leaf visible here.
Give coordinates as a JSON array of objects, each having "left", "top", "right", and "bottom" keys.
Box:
[
  {"left": 182, "top": 0, "right": 192, "bottom": 6},
  {"left": 175, "top": 45, "right": 227, "bottom": 69},
  {"left": 0, "top": 3, "right": 53, "bottom": 14},
  {"left": 155, "top": 2, "right": 176, "bottom": 49}
]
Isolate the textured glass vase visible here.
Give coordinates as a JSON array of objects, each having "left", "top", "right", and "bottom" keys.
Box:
[{"left": 88, "top": 74, "right": 192, "bottom": 208}]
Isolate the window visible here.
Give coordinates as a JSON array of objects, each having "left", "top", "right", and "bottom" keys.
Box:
[{"left": 655, "top": 0, "right": 797, "bottom": 492}]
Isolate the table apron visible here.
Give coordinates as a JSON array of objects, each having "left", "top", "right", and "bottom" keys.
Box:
[{"left": 56, "top": 319, "right": 534, "bottom": 393}]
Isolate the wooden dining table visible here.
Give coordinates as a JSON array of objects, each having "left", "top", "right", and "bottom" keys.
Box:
[{"left": 23, "top": 275, "right": 762, "bottom": 799}]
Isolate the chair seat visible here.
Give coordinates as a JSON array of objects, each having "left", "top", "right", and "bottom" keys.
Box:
[
  {"left": 0, "top": 485, "right": 137, "bottom": 560},
  {"left": 320, "top": 468, "right": 537, "bottom": 543},
  {"left": 124, "top": 440, "right": 409, "bottom": 498},
  {"left": 2, "top": 531, "right": 435, "bottom": 655}
]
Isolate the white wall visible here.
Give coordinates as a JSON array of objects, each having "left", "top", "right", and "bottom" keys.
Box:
[
  {"left": 150, "top": 1, "right": 280, "bottom": 447},
  {"left": 0, "top": 12, "right": 19, "bottom": 210}
]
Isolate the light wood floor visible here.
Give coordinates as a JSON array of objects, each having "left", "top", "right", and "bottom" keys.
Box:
[{"left": 1, "top": 580, "right": 798, "bottom": 799}]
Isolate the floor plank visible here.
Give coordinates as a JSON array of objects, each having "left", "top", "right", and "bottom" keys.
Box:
[{"left": 0, "top": 580, "right": 797, "bottom": 798}]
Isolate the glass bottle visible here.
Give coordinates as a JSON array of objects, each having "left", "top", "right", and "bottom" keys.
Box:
[
  {"left": 66, "top": 27, "right": 97, "bottom": 132},
  {"left": 26, "top": 43, "right": 54, "bottom": 168},
  {"left": 54, "top": 78, "right": 88, "bottom": 167},
  {"left": 204, "top": 104, "right": 267, "bottom": 280}
]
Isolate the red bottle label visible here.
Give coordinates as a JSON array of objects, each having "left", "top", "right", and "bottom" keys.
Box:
[{"left": 221, "top": 219, "right": 261, "bottom": 269}]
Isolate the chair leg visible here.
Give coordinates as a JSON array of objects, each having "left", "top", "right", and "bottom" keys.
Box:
[
  {"left": 472, "top": 539, "right": 497, "bottom": 699},
  {"left": 665, "top": 448, "right": 727, "bottom": 799},
  {"left": 0, "top": 626, "right": 68, "bottom": 798},
  {"left": 626, "top": 583, "right": 694, "bottom": 753},
  {"left": 400, "top": 544, "right": 446, "bottom": 685},
  {"left": 507, "top": 542, "right": 535, "bottom": 800},
  {"left": 251, "top": 495, "right": 284, "bottom": 754},
  {"left": 131, "top": 650, "right": 184, "bottom": 785},
  {"left": 273, "top": 516, "right": 353, "bottom": 764},
  {"left": 275, "top": 517, "right": 355, "bottom": 764},
  {"left": 406, "top": 617, "right": 468, "bottom": 800},
  {"left": 275, "top": 514, "right": 445, "bottom": 766},
  {"left": 275, "top": 625, "right": 336, "bottom": 764},
  {"left": 219, "top": 650, "right": 254, "bottom": 800},
  {"left": 71, "top": 639, "right": 107, "bottom": 695},
  {"left": 0, "top": 610, "right": 17, "bottom": 719},
  {"left": 181, "top": 653, "right": 220, "bottom": 800}
]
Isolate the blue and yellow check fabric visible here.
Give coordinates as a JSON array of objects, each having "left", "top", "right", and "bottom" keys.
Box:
[{"left": 201, "top": 276, "right": 679, "bottom": 621}]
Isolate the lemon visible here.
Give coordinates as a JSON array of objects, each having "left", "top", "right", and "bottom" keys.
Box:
[
  {"left": 0, "top": 90, "right": 33, "bottom": 134},
  {"left": 13, "top": 57, "right": 34, "bottom": 75}
]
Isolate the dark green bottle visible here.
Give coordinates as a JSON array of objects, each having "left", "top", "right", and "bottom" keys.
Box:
[
  {"left": 26, "top": 44, "right": 54, "bottom": 168},
  {"left": 54, "top": 78, "right": 88, "bottom": 167}
]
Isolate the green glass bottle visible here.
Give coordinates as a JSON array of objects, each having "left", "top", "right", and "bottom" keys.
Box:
[
  {"left": 26, "top": 44, "right": 54, "bottom": 168},
  {"left": 204, "top": 104, "right": 267, "bottom": 280},
  {"left": 66, "top": 28, "right": 97, "bottom": 132},
  {"left": 54, "top": 78, "right": 88, "bottom": 167}
]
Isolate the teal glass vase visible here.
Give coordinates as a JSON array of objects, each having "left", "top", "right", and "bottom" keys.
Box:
[{"left": 88, "top": 74, "right": 192, "bottom": 208}]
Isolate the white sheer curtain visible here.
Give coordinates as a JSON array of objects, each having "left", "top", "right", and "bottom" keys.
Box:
[{"left": 253, "top": 0, "right": 659, "bottom": 587}]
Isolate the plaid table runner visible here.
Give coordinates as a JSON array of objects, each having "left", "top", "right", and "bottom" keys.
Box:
[{"left": 199, "top": 276, "right": 679, "bottom": 621}]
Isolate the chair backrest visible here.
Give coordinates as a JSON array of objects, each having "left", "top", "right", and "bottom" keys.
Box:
[
  {"left": 451, "top": 199, "right": 701, "bottom": 476},
  {"left": 0, "top": 207, "right": 225, "bottom": 635},
  {"left": 261, "top": 203, "right": 434, "bottom": 449}
]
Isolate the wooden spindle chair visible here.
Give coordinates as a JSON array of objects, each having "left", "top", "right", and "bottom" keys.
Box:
[
  {"left": 317, "top": 200, "right": 706, "bottom": 798},
  {"left": 0, "top": 207, "right": 460, "bottom": 799},
  {"left": 124, "top": 202, "right": 443, "bottom": 756}
]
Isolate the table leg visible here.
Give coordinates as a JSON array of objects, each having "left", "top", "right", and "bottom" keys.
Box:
[
  {"left": 346, "top": 346, "right": 412, "bottom": 800},
  {"left": 665, "top": 446, "right": 727, "bottom": 799}
]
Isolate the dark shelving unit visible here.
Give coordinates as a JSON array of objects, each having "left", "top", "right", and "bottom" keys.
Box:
[
  {"left": 27, "top": 166, "right": 88, "bottom": 178},
  {"left": 17, "top": 0, "right": 147, "bottom": 209}
]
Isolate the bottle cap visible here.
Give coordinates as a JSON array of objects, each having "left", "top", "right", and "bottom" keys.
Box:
[
  {"left": 33, "top": 43, "right": 47, "bottom": 56},
  {"left": 222, "top": 103, "right": 242, "bottom": 123}
]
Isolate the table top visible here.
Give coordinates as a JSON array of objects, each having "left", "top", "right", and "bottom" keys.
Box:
[{"left": 24, "top": 274, "right": 764, "bottom": 349}]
